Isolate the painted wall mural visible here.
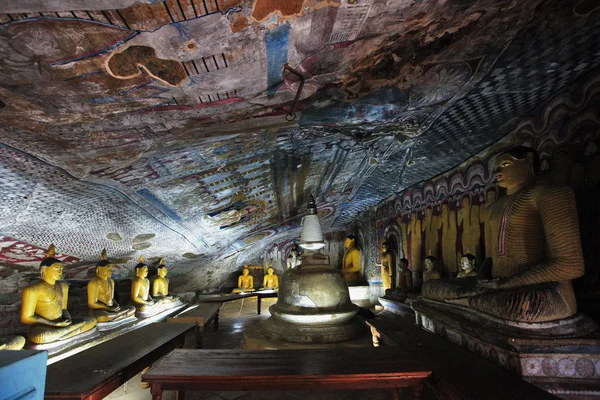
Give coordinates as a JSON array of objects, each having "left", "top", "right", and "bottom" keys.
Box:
[{"left": 362, "top": 70, "right": 600, "bottom": 292}]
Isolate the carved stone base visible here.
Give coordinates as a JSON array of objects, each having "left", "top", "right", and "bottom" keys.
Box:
[
  {"left": 413, "top": 299, "right": 600, "bottom": 398},
  {"left": 96, "top": 315, "right": 137, "bottom": 331},
  {"left": 262, "top": 315, "right": 367, "bottom": 344},
  {"left": 26, "top": 327, "right": 99, "bottom": 354},
  {"left": 378, "top": 296, "right": 415, "bottom": 317}
]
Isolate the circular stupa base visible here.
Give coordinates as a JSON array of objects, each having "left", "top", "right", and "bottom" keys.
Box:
[{"left": 263, "top": 315, "right": 367, "bottom": 344}]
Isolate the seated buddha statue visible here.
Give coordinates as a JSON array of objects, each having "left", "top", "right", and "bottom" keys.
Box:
[
  {"left": 286, "top": 245, "right": 301, "bottom": 269},
  {"left": 456, "top": 254, "right": 478, "bottom": 278},
  {"left": 233, "top": 267, "right": 255, "bottom": 293},
  {"left": 21, "top": 244, "right": 97, "bottom": 344},
  {"left": 385, "top": 258, "right": 413, "bottom": 302},
  {"left": 87, "top": 249, "right": 135, "bottom": 322},
  {"left": 261, "top": 267, "right": 279, "bottom": 290},
  {"left": 342, "top": 235, "right": 361, "bottom": 284},
  {"left": 131, "top": 256, "right": 163, "bottom": 314},
  {"left": 423, "top": 256, "right": 441, "bottom": 282},
  {"left": 422, "top": 146, "right": 585, "bottom": 322},
  {"left": 152, "top": 260, "right": 180, "bottom": 306},
  {"left": 0, "top": 335, "right": 26, "bottom": 350}
]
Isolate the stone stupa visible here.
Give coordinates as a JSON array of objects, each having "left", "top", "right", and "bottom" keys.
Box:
[{"left": 263, "top": 195, "right": 365, "bottom": 343}]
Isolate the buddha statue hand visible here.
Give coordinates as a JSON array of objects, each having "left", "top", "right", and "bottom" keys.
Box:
[{"left": 476, "top": 279, "right": 503, "bottom": 290}]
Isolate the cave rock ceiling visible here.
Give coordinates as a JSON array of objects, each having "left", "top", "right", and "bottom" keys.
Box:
[{"left": 0, "top": 0, "right": 599, "bottom": 276}]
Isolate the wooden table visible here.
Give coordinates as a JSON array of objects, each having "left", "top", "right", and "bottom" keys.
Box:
[
  {"left": 198, "top": 290, "right": 278, "bottom": 315},
  {"left": 142, "top": 348, "right": 431, "bottom": 400},
  {"left": 167, "top": 303, "right": 221, "bottom": 348},
  {"left": 45, "top": 322, "right": 196, "bottom": 400}
]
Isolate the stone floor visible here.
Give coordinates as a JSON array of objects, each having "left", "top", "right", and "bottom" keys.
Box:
[{"left": 105, "top": 298, "right": 417, "bottom": 400}]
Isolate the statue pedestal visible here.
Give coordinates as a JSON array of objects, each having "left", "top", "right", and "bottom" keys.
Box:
[
  {"left": 348, "top": 285, "right": 372, "bottom": 307},
  {"left": 96, "top": 315, "right": 137, "bottom": 331},
  {"left": 378, "top": 295, "right": 415, "bottom": 317},
  {"left": 413, "top": 298, "right": 600, "bottom": 398},
  {"left": 27, "top": 327, "right": 100, "bottom": 354}
]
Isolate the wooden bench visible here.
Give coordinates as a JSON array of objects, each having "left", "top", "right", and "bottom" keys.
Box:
[
  {"left": 167, "top": 303, "right": 221, "bottom": 348},
  {"left": 45, "top": 322, "right": 196, "bottom": 400},
  {"left": 143, "top": 348, "right": 431, "bottom": 400},
  {"left": 367, "top": 313, "right": 559, "bottom": 400}
]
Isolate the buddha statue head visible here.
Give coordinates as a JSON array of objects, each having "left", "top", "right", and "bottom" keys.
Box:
[
  {"left": 440, "top": 202, "right": 448, "bottom": 215},
  {"left": 344, "top": 235, "right": 356, "bottom": 249},
  {"left": 242, "top": 267, "right": 250, "bottom": 276},
  {"left": 493, "top": 146, "right": 539, "bottom": 194},
  {"left": 381, "top": 241, "right": 389, "bottom": 253},
  {"left": 267, "top": 267, "right": 275, "bottom": 275},
  {"left": 399, "top": 257, "right": 409, "bottom": 271},
  {"left": 157, "top": 259, "right": 168, "bottom": 278},
  {"left": 460, "top": 253, "right": 476, "bottom": 272},
  {"left": 424, "top": 256, "right": 436, "bottom": 271},
  {"left": 40, "top": 244, "right": 63, "bottom": 284},
  {"left": 96, "top": 248, "right": 113, "bottom": 280},
  {"left": 136, "top": 256, "right": 148, "bottom": 279}
]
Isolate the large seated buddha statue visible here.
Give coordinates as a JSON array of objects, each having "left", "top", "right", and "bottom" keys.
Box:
[
  {"left": 260, "top": 267, "right": 279, "bottom": 290},
  {"left": 131, "top": 256, "right": 163, "bottom": 316},
  {"left": 152, "top": 259, "right": 180, "bottom": 307},
  {"left": 87, "top": 249, "right": 135, "bottom": 323},
  {"left": 422, "top": 147, "right": 585, "bottom": 322},
  {"left": 233, "top": 267, "right": 255, "bottom": 293},
  {"left": 21, "top": 244, "right": 97, "bottom": 344}
]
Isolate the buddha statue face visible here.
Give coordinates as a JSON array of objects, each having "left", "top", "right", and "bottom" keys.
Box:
[
  {"left": 461, "top": 257, "right": 471, "bottom": 270},
  {"left": 268, "top": 267, "right": 274, "bottom": 275},
  {"left": 242, "top": 268, "right": 249, "bottom": 276},
  {"left": 493, "top": 153, "right": 532, "bottom": 191},
  {"left": 399, "top": 259, "right": 408, "bottom": 271},
  {"left": 425, "top": 208, "right": 432, "bottom": 218},
  {"left": 136, "top": 266, "right": 148, "bottom": 279},
  {"left": 96, "top": 264, "right": 113, "bottom": 280},
  {"left": 41, "top": 261, "right": 63, "bottom": 282},
  {"left": 158, "top": 267, "right": 168, "bottom": 278},
  {"left": 344, "top": 237, "right": 355, "bottom": 249},
  {"left": 381, "top": 242, "right": 388, "bottom": 253},
  {"left": 424, "top": 258, "right": 434, "bottom": 271}
]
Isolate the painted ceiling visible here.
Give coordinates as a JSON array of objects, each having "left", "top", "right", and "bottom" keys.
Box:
[{"left": 0, "top": 0, "right": 599, "bottom": 281}]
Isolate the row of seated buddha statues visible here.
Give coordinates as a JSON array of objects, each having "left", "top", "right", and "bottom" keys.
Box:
[
  {"left": 18, "top": 245, "right": 183, "bottom": 346},
  {"left": 131, "top": 256, "right": 182, "bottom": 317},
  {"left": 232, "top": 265, "right": 279, "bottom": 293}
]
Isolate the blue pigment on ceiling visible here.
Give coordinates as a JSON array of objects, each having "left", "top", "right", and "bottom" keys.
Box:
[{"left": 265, "top": 24, "right": 290, "bottom": 98}]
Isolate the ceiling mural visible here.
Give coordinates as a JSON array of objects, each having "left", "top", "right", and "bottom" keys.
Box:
[{"left": 0, "top": 0, "right": 599, "bottom": 281}]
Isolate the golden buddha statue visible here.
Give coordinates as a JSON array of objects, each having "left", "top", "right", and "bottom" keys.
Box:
[
  {"left": 0, "top": 335, "right": 26, "bottom": 350},
  {"left": 88, "top": 249, "right": 135, "bottom": 322},
  {"left": 21, "top": 244, "right": 97, "bottom": 344},
  {"left": 233, "top": 267, "right": 255, "bottom": 293},
  {"left": 342, "top": 235, "right": 361, "bottom": 284},
  {"left": 376, "top": 241, "right": 395, "bottom": 291},
  {"left": 261, "top": 267, "right": 279, "bottom": 290},
  {"left": 456, "top": 254, "right": 478, "bottom": 278},
  {"left": 422, "top": 147, "right": 585, "bottom": 322},
  {"left": 423, "top": 256, "right": 441, "bottom": 282},
  {"left": 131, "top": 256, "right": 162, "bottom": 313},
  {"left": 152, "top": 259, "right": 179, "bottom": 305}
]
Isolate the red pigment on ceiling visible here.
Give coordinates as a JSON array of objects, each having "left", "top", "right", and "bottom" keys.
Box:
[
  {"left": 231, "top": 15, "right": 249, "bottom": 33},
  {"left": 251, "top": 0, "right": 305, "bottom": 22}
]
